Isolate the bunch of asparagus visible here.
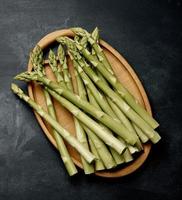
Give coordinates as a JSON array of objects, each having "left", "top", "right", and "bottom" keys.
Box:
[{"left": 11, "top": 27, "right": 161, "bottom": 176}]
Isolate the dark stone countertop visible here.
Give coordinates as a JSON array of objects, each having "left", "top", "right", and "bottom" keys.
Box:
[{"left": 0, "top": 0, "right": 181, "bottom": 199}]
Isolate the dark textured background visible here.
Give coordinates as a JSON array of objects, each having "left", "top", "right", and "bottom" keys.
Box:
[{"left": 0, "top": 0, "right": 182, "bottom": 199}]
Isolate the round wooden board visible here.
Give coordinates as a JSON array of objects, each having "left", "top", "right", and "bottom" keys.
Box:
[{"left": 28, "top": 29, "right": 152, "bottom": 178}]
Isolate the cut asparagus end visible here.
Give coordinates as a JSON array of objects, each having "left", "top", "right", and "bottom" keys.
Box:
[
  {"left": 88, "top": 138, "right": 105, "bottom": 171},
  {"left": 123, "top": 149, "right": 133, "bottom": 163},
  {"left": 150, "top": 132, "right": 161, "bottom": 144}
]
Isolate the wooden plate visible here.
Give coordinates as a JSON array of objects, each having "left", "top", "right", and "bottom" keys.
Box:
[{"left": 28, "top": 29, "right": 152, "bottom": 178}]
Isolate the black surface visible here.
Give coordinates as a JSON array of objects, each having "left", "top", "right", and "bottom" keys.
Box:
[{"left": 0, "top": 0, "right": 182, "bottom": 199}]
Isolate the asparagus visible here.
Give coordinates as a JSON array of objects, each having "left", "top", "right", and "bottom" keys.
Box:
[
  {"left": 73, "top": 119, "right": 94, "bottom": 174},
  {"left": 93, "top": 49, "right": 151, "bottom": 144},
  {"left": 73, "top": 59, "right": 119, "bottom": 120},
  {"left": 95, "top": 56, "right": 150, "bottom": 145},
  {"left": 88, "top": 138, "right": 105, "bottom": 171},
  {"left": 74, "top": 64, "right": 117, "bottom": 167},
  {"left": 71, "top": 27, "right": 114, "bottom": 75},
  {"left": 59, "top": 36, "right": 159, "bottom": 130},
  {"left": 86, "top": 87, "right": 125, "bottom": 165},
  {"left": 118, "top": 137, "right": 133, "bottom": 163},
  {"left": 59, "top": 37, "right": 160, "bottom": 143},
  {"left": 31, "top": 46, "right": 77, "bottom": 176},
  {"left": 74, "top": 68, "right": 111, "bottom": 169},
  {"left": 57, "top": 37, "right": 160, "bottom": 143},
  {"left": 55, "top": 46, "right": 94, "bottom": 174},
  {"left": 11, "top": 83, "right": 95, "bottom": 163},
  {"left": 82, "top": 125, "right": 117, "bottom": 169},
  {"left": 45, "top": 88, "right": 125, "bottom": 154},
  {"left": 133, "top": 123, "right": 149, "bottom": 143},
  {"left": 87, "top": 82, "right": 136, "bottom": 157},
  {"left": 15, "top": 71, "right": 137, "bottom": 146},
  {"left": 107, "top": 98, "right": 142, "bottom": 150},
  {"left": 96, "top": 69, "right": 142, "bottom": 149},
  {"left": 72, "top": 27, "right": 159, "bottom": 131},
  {"left": 57, "top": 44, "right": 73, "bottom": 90}
]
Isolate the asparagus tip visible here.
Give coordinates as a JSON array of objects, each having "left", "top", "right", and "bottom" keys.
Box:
[
  {"left": 11, "top": 83, "right": 18, "bottom": 91},
  {"left": 48, "top": 49, "right": 55, "bottom": 58},
  {"left": 57, "top": 44, "right": 65, "bottom": 62},
  {"left": 92, "top": 27, "right": 99, "bottom": 41},
  {"left": 71, "top": 27, "right": 87, "bottom": 37}
]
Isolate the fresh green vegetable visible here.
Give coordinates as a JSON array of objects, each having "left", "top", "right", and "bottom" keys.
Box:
[
  {"left": 57, "top": 36, "right": 160, "bottom": 143},
  {"left": 31, "top": 45, "right": 77, "bottom": 176},
  {"left": 70, "top": 28, "right": 159, "bottom": 129},
  {"left": 15, "top": 71, "right": 136, "bottom": 146},
  {"left": 50, "top": 48, "right": 94, "bottom": 174},
  {"left": 11, "top": 83, "right": 95, "bottom": 164}
]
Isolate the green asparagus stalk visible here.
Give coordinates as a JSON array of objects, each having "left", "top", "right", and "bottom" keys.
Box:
[
  {"left": 43, "top": 91, "right": 78, "bottom": 174},
  {"left": 88, "top": 138, "right": 105, "bottom": 171},
  {"left": 60, "top": 36, "right": 159, "bottom": 130},
  {"left": 106, "top": 98, "right": 142, "bottom": 150},
  {"left": 57, "top": 37, "right": 160, "bottom": 143},
  {"left": 133, "top": 123, "right": 149, "bottom": 143},
  {"left": 74, "top": 68, "right": 110, "bottom": 169},
  {"left": 74, "top": 64, "right": 118, "bottom": 167},
  {"left": 82, "top": 63, "right": 159, "bottom": 143},
  {"left": 57, "top": 44, "right": 73, "bottom": 90},
  {"left": 55, "top": 46, "right": 94, "bottom": 174},
  {"left": 95, "top": 57, "right": 149, "bottom": 145},
  {"left": 86, "top": 87, "right": 125, "bottom": 165},
  {"left": 73, "top": 119, "right": 94, "bottom": 174},
  {"left": 71, "top": 27, "right": 114, "bottom": 75},
  {"left": 48, "top": 49, "right": 64, "bottom": 84},
  {"left": 90, "top": 45, "right": 141, "bottom": 153},
  {"left": 45, "top": 88, "right": 125, "bottom": 154},
  {"left": 89, "top": 45, "right": 149, "bottom": 146},
  {"left": 11, "top": 83, "right": 95, "bottom": 163},
  {"left": 73, "top": 59, "right": 119, "bottom": 120},
  {"left": 118, "top": 137, "right": 133, "bottom": 163},
  {"left": 96, "top": 69, "right": 142, "bottom": 150},
  {"left": 82, "top": 125, "right": 117, "bottom": 169},
  {"left": 69, "top": 28, "right": 159, "bottom": 129},
  {"left": 15, "top": 71, "right": 136, "bottom": 146},
  {"left": 31, "top": 45, "right": 77, "bottom": 176},
  {"left": 123, "top": 149, "right": 133, "bottom": 163}
]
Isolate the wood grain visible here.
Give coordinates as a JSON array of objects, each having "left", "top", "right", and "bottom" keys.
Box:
[{"left": 28, "top": 29, "right": 152, "bottom": 178}]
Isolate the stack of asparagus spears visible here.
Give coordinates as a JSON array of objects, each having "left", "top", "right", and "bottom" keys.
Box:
[{"left": 11, "top": 27, "right": 161, "bottom": 176}]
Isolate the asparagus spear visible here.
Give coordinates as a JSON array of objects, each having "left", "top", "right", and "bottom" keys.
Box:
[
  {"left": 86, "top": 87, "right": 125, "bottom": 165},
  {"left": 31, "top": 45, "right": 77, "bottom": 176},
  {"left": 71, "top": 27, "right": 114, "bottom": 75},
  {"left": 70, "top": 28, "right": 159, "bottom": 129},
  {"left": 94, "top": 66, "right": 142, "bottom": 151},
  {"left": 118, "top": 137, "right": 133, "bottom": 163},
  {"left": 92, "top": 47, "right": 150, "bottom": 144},
  {"left": 133, "top": 124, "right": 149, "bottom": 143},
  {"left": 11, "top": 83, "right": 95, "bottom": 163},
  {"left": 86, "top": 83, "right": 134, "bottom": 160},
  {"left": 73, "top": 63, "right": 117, "bottom": 168},
  {"left": 87, "top": 138, "right": 105, "bottom": 171},
  {"left": 57, "top": 44, "right": 73, "bottom": 90},
  {"left": 58, "top": 46, "right": 115, "bottom": 170},
  {"left": 82, "top": 125, "right": 117, "bottom": 169},
  {"left": 61, "top": 36, "right": 160, "bottom": 131},
  {"left": 74, "top": 70, "right": 109, "bottom": 169},
  {"left": 45, "top": 88, "right": 125, "bottom": 154},
  {"left": 15, "top": 71, "right": 136, "bottom": 146},
  {"left": 57, "top": 37, "right": 160, "bottom": 143},
  {"left": 92, "top": 50, "right": 150, "bottom": 145},
  {"left": 73, "top": 59, "right": 119, "bottom": 120},
  {"left": 54, "top": 47, "right": 94, "bottom": 174}
]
